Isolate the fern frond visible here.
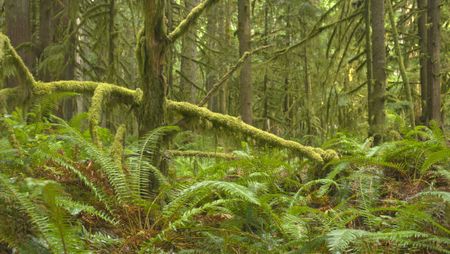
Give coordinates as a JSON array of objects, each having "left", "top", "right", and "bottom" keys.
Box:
[
  {"left": 53, "top": 117, "right": 132, "bottom": 203},
  {"left": 164, "top": 181, "right": 260, "bottom": 219},
  {"left": 55, "top": 197, "right": 118, "bottom": 225},
  {"left": 420, "top": 149, "right": 450, "bottom": 173}
]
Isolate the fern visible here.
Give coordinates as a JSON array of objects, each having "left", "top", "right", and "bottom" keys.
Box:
[
  {"left": 54, "top": 117, "right": 132, "bottom": 203},
  {"left": 56, "top": 197, "right": 118, "bottom": 225},
  {"left": 164, "top": 181, "right": 260, "bottom": 220},
  {"left": 0, "top": 174, "right": 88, "bottom": 253}
]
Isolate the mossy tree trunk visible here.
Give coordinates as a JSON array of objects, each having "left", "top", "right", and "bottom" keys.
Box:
[{"left": 139, "top": 0, "right": 168, "bottom": 136}]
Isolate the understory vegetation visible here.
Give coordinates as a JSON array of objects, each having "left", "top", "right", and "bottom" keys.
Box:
[
  {"left": 0, "top": 109, "right": 449, "bottom": 253},
  {"left": 1, "top": 0, "right": 449, "bottom": 253}
]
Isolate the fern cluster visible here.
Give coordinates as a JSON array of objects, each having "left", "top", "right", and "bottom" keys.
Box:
[{"left": 0, "top": 110, "right": 449, "bottom": 253}]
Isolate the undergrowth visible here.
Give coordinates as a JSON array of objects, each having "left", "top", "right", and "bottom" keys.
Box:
[{"left": 0, "top": 110, "right": 449, "bottom": 253}]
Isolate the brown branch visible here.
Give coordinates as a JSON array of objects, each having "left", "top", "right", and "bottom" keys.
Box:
[
  {"left": 175, "top": 70, "right": 206, "bottom": 93},
  {"left": 198, "top": 45, "right": 272, "bottom": 107},
  {"left": 167, "top": 0, "right": 219, "bottom": 42},
  {"left": 270, "top": 10, "right": 362, "bottom": 61}
]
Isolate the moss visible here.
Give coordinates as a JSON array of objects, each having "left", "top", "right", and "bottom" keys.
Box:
[
  {"left": 111, "top": 125, "right": 126, "bottom": 171},
  {"left": 88, "top": 86, "right": 111, "bottom": 146},
  {"left": 167, "top": 0, "right": 219, "bottom": 42},
  {"left": 166, "top": 100, "right": 338, "bottom": 163},
  {"left": 167, "top": 150, "right": 237, "bottom": 160},
  {"left": 0, "top": 33, "right": 35, "bottom": 88}
]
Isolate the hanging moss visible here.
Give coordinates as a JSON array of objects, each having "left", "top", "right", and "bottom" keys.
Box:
[
  {"left": 0, "top": 32, "right": 337, "bottom": 164},
  {"left": 166, "top": 100, "right": 338, "bottom": 163},
  {"left": 88, "top": 86, "right": 111, "bottom": 146},
  {"left": 111, "top": 124, "right": 126, "bottom": 171}
]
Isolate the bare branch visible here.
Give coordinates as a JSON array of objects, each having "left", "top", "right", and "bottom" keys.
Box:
[{"left": 198, "top": 45, "right": 272, "bottom": 107}]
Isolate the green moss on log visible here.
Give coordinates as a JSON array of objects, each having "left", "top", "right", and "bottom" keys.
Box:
[{"left": 166, "top": 100, "right": 338, "bottom": 163}]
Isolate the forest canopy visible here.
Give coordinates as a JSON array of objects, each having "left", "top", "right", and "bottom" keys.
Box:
[{"left": 0, "top": 0, "right": 449, "bottom": 253}]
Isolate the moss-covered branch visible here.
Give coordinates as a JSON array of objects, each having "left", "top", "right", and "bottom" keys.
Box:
[
  {"left": 34, "top": 81, "right": 142, "bottom": 105},
  {"left": 0, "top": 33, "right": 35, "bottom": 88},
  {"left": 0, "top": 32, "right": 337, "bottom": 163},
  {"left": 166, "top": 100, "right": 338, "bottom": 163},
  {"left": 167, "top": 150, "right": 237, "bottom": 160},
  {"left": 167, "top": 0, "right": 218, "bottom": 42}
]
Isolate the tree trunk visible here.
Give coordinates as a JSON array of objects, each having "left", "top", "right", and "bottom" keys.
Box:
[
  {"left": 237, "top": 0, "right": 252, "bottom": 124},
  {"left": 262, "top": 1, "right": 269, "bottom": 131},
  {"left": 417, "top": 0, "right": 428, "bottom": 122},
  {"left": 205, "top": 5, "right": 219, "bottom": 111},
  {"left": 139, "top": 0, "right": 168, "bottom": 135},
  {"left": 218, "top": 0, "right": 231, "bottom": 114},
  {"left": 386, "top": 0, "right": 415, "bottom": 128},
  {"left": 4, "top": 0, "right": 34, "bottom": 76},
  {"left": 304, "top": 46, "right": 312, "bottom": 138},
  {"left": 107, "top": 0, "right": 116, "bottom": 83},
  {"left": 368, "top": 0, "right": 386, "bottom": 144},
  {"left": 426, "top": 0, "right": 441, "bottom": 124},
  {"left": 180, "top": 0, "right": 199, "bottom": 103}
]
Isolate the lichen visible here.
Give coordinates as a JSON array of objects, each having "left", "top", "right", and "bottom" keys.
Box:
[{"left": 166, "top": 100, "right": 338, "bottom": 163}]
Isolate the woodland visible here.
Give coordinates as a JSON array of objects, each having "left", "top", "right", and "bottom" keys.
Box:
[{"left": 0, "top": 0, "right": 449, "bottom": 253}]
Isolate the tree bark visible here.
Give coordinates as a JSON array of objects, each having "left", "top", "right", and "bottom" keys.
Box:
[
  {"left": 426, "top": 0, "right": 441, "bottom": 124},
  {"left": 205, "top": 5, "right": 219, "bottom": 111},
  {"left": 368, "top": 0, "right": 386, "bottom": 144},
  {"left": 139, "top": 0, "right": 168, "bottom": 135},
  {"left": 4, "top": 0, "right": 34, "bottom": 75},
  {"left": 386, "top": 0, "right": 415, "bottom": 128},
  {"left": 237, "top": 0, "right": 252, "bottom": 124},
  {"left": 180, "top": 0, "right": 199, "bottom": 103},
  {"left": 417, "top": 0, "right": 428, "bottom": 122}
]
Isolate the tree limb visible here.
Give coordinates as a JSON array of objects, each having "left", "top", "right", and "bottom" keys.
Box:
[
  {"left": 198, "top": 45, "right": 272, "bottom": 107},
  {"left": 167, "top": 150, "right": 237, "bottom": 160},
  {"left": 166, "top": 100, "right": 338, "bottom": 163},
  {"left": 167, "top": 0, "right": 219, "bottom": 42}
]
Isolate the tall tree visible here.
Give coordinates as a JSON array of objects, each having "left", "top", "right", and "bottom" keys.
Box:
[
  {"left": 180, "top": 0, "right": 200, "bottom": 103},
  {"left": 368, "top": 0, "right": 386, "bottom": 144},
  {"left": 139, "top": 0, "right": 217, "bottom": 135},
  {"left": 4, "top": 0, "right": 34, "bottom": 74},
  {"left": 237, "top": 0, "right": 252, "bottom": 124},
  {"left": 426, "top": 0, "right": 441, "bottom": 124},
  {"left": 417, "top": 0, "right": 428, "bottom": 122},
  {"left": 205, "top": 5, "right": 219, "bottom": 111}
]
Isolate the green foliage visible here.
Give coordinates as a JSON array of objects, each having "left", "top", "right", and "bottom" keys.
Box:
[{"left": 0, "top": 111, "right": 449, "bottom": 253}]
